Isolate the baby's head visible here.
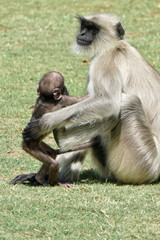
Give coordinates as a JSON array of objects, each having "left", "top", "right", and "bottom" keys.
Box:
[{"left": 37, "top": 71, "right": 66, "bottom": 100}]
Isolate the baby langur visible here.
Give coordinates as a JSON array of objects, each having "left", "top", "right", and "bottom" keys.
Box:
[{"left": 21, "top": 71, "right": 88, "bottom": 186}]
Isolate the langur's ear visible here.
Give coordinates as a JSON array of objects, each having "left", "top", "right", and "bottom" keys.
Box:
[
  {"left": 53, "top": 88, "right": 62, "bottom": 100},
  {"left": 116, "top": 22, "right": 125, "bottom": 40},
  {"left": 37, "top": 84, "right": 40, "bottom": 95}
]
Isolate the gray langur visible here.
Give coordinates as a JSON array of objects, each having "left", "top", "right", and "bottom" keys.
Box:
[{"left": 22, "top": 13, "right": 160, "bottom": 184}]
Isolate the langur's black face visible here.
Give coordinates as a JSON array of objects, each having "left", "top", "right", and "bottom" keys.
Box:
[{"left": 76, "top": 16, "right": 100, "bottom": 46}]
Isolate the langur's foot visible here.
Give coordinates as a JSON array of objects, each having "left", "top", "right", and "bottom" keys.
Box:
[
  {"left": 9, "top": 173, "right": 38, "bottom": 185},
  {"left": 57, "top": 182, "right": 76, "bottom": 188}
]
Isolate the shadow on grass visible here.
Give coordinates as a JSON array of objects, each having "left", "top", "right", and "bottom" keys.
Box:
[
  {"left": 80, "top": 168, "right": 160, "bottom": 186},
  {"left": 79, "top": 168, "right": 117, "bottom": 185},
  {"left": 79, "top": 168, "right": 105, "bottom": 184},
  {"left": 9, "top": 168, "right": 160, "bottom": 187}
]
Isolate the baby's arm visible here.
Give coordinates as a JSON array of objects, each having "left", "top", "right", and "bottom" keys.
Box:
[{"left": 62, "top": 95, "right": 88, "bottom": 106}]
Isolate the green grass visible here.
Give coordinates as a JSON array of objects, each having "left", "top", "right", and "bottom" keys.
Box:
[{"left": 0, "top": 0, "right": 160, "bottom": 239}]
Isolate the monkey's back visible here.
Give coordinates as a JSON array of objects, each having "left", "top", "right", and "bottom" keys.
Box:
[{"left": 31, "top": 97, "right": 63, "bottom": 121}]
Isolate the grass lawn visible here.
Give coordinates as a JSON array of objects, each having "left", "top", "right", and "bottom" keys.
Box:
[{"left": 0, "top": 0, "right": 160, "bottom": 239}]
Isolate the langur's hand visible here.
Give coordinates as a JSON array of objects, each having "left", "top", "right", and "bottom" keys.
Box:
[
  {"left": 22, "top": 113, "right": 56, "bottom": 141},
  {"left": 23, "top": 110, "right": 69, "bottom": 141},
  {"left": 22, "top": 119, "right": 47, "bottom": 141}
]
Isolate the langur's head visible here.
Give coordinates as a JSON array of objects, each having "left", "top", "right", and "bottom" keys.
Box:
[
  {"left": 72, "top": 13, "right": 125, "bottom": 57},
  {"left": 37, "top": 71, "right": 68, "bottom": 100}
]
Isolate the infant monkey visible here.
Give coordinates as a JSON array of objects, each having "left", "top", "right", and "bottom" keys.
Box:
[
  {"left": 31, "top": 71, "right": 83, "bottom": 120},
  {"left": 22, "top": 71, "right": 88, "bottom": 186}
]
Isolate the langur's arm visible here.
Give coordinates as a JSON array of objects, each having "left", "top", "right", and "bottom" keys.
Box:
[
  {"left": 62, "top": 95, "right": 89, "bottom": 106},
  {"left": 22, "top": 94, "right": 120, "bottom": 143}
]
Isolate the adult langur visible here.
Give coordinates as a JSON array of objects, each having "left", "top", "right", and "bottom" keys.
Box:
[{"left": 22, "top": 13, "right": 160, "bottom": 184}]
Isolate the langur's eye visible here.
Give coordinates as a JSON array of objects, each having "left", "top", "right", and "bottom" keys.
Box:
[
  {"left": 90, "top": 29, "right": 96, "bottom": 34},
  {"left": 89, "top": 28, "right": 99, "bottom": 35}
]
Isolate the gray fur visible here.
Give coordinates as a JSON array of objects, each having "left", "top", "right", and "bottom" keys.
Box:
[{"left": 32, "top": 13, "right": 160, "bottom": 184}]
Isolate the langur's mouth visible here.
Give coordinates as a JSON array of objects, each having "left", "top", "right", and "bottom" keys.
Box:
[{"left": 76, "top": 39, "right": 91, "bottom": 46}]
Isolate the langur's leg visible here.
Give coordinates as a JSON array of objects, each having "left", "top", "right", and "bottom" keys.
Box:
[
  {"left": 34, "top": 141, "right": 59, "bottom": 185},
  {"left": 39, "top": 141, "right": 57, "bottom": 158},
  {"left": 108, "top": 95, "right": 160, "bottom": 184},
  {"left": 35, "top": 164, "right": 49, "bottom": 185},
  {"left": 10, "top": 141, "right": 59, "bottom": 186},
  {"left": 35, "top": 150, "right": 83, "bottom": 187},
  {"left": 57, "top": 150, "right": 87, "bottom": 183},
  {"left": 90, "top": 135, "right": 111, "bottom": 180},
  {"left": 48, "top": 163, "right": 59, "bottom": 186},
  {"left": 23, "top": 140, "right": 59, "bottom": 185},
  {"left": 22, "top": 140, "right": 57, "bottom": 163}
]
